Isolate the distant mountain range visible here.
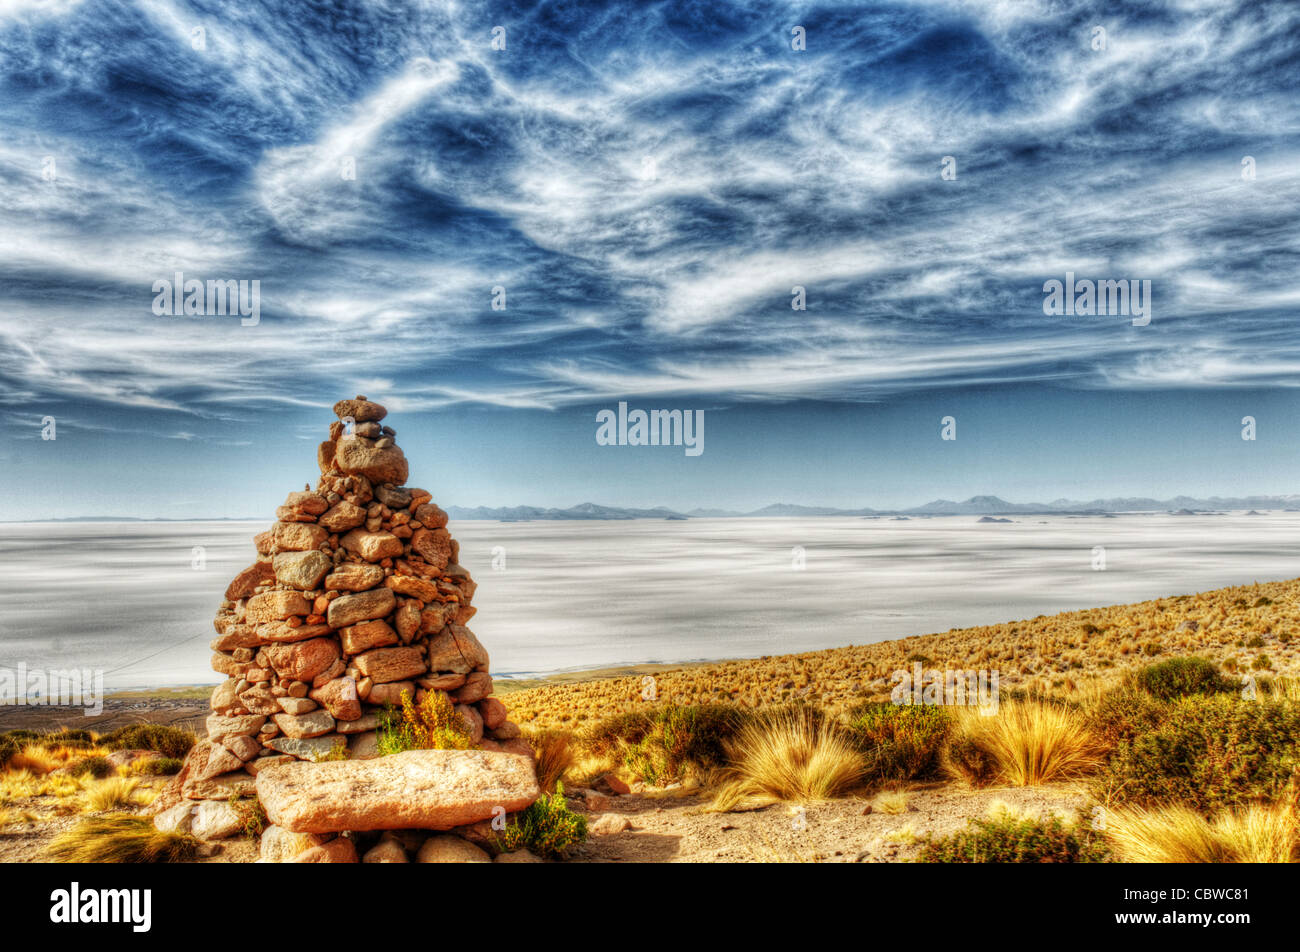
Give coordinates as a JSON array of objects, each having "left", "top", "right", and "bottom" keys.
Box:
[{"left": 17, "top": 494, "right": 1300, "bottom": 523}]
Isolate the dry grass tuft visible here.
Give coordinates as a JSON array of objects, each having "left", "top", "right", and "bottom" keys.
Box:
[
  {"left": 85, "top": 777, "right": 142, "bottom": 812},
  {"left": 48, "top": 814, "right": 200, "bottom": 863},
  {"left": 950, "top": 700, "right": 1103, "bottom": 786},
  {"left": 710, "top": 709, "right": 864, "bottom": 811},
  {"left": 873, "top": 789, "right": 910, "bottom": 815},
  {"left": 526, "top": 729, "right": 575, "bottom": 794},
  {"left": 7, "top": 744, "right": 65, "bottom": 775},
  {"left": 0, "top": 768, "right": 82, "bottom": 800},
  {"left": 1104, "top": 802, "right": 1298, "bottom": 863}
]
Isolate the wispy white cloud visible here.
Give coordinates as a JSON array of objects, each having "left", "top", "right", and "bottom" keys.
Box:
[{"left": 0, "top": 0, "right": 1297, "bottom": 431}]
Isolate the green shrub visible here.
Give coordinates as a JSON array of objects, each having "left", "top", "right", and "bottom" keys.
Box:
[
  {"left": 1133, "top": 657, "right": 1237, "bottom": 701},
  {"left": 230, "top": 796, "right": 267, "bottom": 839},
  {"left": 125, "top": 757, "right": 185, "bottom": 777},
  {"left": 1096, "top": 695, "right": 1300, "bottom": 812},
  {"left": 1087, "top": 687, "right": 1167, "bottom": 749},
  {"left": 319, "top": 739, "right": 350, "bottom": 761},
  {"left": 612, "top": 704, "right": 752, "bottom": 785},
  {"left": 943, "top": 733, "right": 999, "bottom": 786},
  {"left": 581, "top": 711, "right": 656, "bottom": 759},
  {"left": 1246, "top": 635, "right": 1266, "bottom": 649},
  {"left": 376, "top": 691, "right": 472, "bottom": 756},
  {"left": 98, "top": 724, "right": 195, "bottom": 759},
  {"left": 918, "top": 812, "right": 1109, "bottom": 863},
  {"left": 846, "top": 702, "right": 952, "bottom": 782},
  {"left": 1253, "top": 654, "right": 1272, "bottom": 671},
  {"left": 42, "top": 728, "right": 97, "bottom": 748},
  {"left": 496, "top": 785, "right": 587, "bottom": 859},
  {"left": 70, "top": 756, "right": 115, "bottom": 779},
  {"left": 0, "top": 735, "right": 20, "bottom": 767}
]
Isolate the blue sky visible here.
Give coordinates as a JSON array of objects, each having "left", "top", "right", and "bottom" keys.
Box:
[{"left": 1, "top": 0, "right": 1298, "bottom": 518}]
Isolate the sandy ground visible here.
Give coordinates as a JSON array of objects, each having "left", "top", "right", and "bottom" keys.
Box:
[{"left": 567, "top": 781, "right": 1091, "bottom": 863}]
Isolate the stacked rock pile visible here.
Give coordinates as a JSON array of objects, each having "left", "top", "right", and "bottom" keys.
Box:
[{"left": 154, "top": 397, "right": 538, "bottom": 858}]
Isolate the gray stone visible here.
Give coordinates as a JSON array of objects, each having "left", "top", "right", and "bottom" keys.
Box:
[
  {"left": 267, "top": 735, "right": 347, "bottom": 762},
  {"left": 272, "top": 550, "right": 333, "bottom": 590},
  {"left": 273, "top": 710, "right": 336, "bottom": 739},
  {"left": 191, "top": 800, "right": 244, "bottom": 840},
  {"left": 347, "top": 730, "right": 378, "bottom": 760}
]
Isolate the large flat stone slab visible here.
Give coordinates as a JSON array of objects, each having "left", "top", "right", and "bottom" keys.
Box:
[{"left": 255, "top": 749, "right": 539, "bottom": 834}]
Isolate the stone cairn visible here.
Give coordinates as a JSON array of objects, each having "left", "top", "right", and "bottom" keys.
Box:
[{"left": 154, "top": 397, "right": 540, "bottom": 862}]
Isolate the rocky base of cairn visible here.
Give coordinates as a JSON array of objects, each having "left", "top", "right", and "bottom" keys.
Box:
[{"left": 152, "top": 396, "right": 539, "bottom": 860}]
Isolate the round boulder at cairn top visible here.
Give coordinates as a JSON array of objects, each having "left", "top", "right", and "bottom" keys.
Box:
[{"left": 158, "top": 396, "right": 537, "bottom": 854}]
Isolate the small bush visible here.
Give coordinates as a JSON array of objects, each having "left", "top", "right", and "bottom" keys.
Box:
[
  {"left": 319, "top": 739, "right": 349, "bottom": 761},
  {"left": 496, "top": 784, "right": 587, "bottom": 859},
  {"left": 1097, "top": 695, "right": 1300, "bottom": 812},
  {"left": 1246, "top": 635, "right": 1266, "bottom": 649},
  {"left": 0, "top": 735, "right": 21, "bottom": 767},
  {"left": 124, "top": 757, "right": 184, "bottom": 777},
  {"left": 943, "top": 733, "right": 999, "bottom": 786},
  {"left": 846, "top": 702, "right": 952, "bottom": 782},
  {"left": 1253, "top": 654, "right": 1272, "bottom": 671},
  {"left": 919, "top": 809, "right": 1109, "bottom": 863},
  {"left": 617, "top": 704, "right": 751, "bottom": 785},
  {"left": 98, "top": 724, "right": 195, "bottom": 759},
  {"left": 376, "top": 691, "right": 472, "bottom": 756},
  {"left": 581, "top": 711, "right": 656, "bottom": 759},
  {"left": 231, "top": 796, "right": 267, "bottom": 839},
  {"left": 32, "top": 729, "right": 97, "bottom": 750},
  {"left": 48, "top": 815, "right": 199, "bottom": 863},
  {"left": 1086, "top": 687, "right": 1167, "bottom": 750},
  {"left": 1133, "top": 657, "right": 1237, "bottom": 701},
  {"left": 71, "top": 756, "right": 116, "bottom": 779}
]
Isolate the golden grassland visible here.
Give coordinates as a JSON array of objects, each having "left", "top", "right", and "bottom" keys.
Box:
[
  {"left": 493, "top": 577, "right": 1300, "bottom": 862},
  {"left": 502, "top": 577, "right": 1300, "bottom": 729},
  {"left": 0, "top": 727, "right": 197, "bottom": 861}
]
